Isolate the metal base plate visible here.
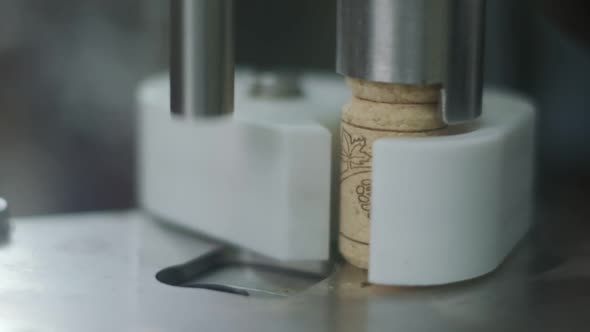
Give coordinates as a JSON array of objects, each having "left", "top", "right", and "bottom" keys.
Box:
[{"left": 0, "top": 211, "right": 589, "bottom": 331}]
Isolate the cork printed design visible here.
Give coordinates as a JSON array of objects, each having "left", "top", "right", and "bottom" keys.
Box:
[
  {"left": 339, "top": 82, "right": 446, "bottom": 269},
  {"left": 356, "top": 179, "right": 371, "bottom": 218},
  {"left": 340, "top": 128, "right": 372, "bottom": 181}
]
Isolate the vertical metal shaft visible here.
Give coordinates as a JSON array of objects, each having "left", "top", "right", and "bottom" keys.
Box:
[
  {"left": 337, "top": 0, "right": 486, "bottom": 124},
  {"left": 442, "top": 0, "right": 486, "bottom": 124},
  {"left": 337, "top": 0, "right": 450, "bottom": 85},
  {"left": 170, "top": 0, "right": 234, "bottom": 118}
]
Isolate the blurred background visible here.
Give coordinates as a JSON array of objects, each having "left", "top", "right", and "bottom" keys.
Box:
[{"left": 0, "top": 0, "right": 588, "bottom": 217}]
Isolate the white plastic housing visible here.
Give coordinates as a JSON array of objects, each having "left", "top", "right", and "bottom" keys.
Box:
[
  {"left": 137, "top": 73, "right": 346, "bottom": 261},
  {"left": 137, "top": 73, "right": 535, "bottom": 285},
  {"left": 369, "top": 91, "right": 535, "bottom": 286}
]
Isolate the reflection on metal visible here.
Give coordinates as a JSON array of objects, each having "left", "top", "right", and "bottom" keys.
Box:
[{"left": 156, "top": 247, "right": 332, "bottom": 297}]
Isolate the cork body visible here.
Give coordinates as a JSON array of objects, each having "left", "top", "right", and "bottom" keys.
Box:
[{"left": 339, "top": 78, "right": 447, "bottom": 269}]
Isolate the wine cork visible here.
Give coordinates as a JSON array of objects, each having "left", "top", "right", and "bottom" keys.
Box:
[
  {"left": 346, "top": 78, "right": 441, "bottom": 104},
  {"left": 339, "top": 78, "right": 447, "bottom": 269}
]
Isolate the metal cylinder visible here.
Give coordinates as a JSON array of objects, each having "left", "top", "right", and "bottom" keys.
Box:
[
  {"left": 170, "top": 0, "right": 234, "bottom": 118},
  {"left": 337, "top": 0, "right": 486, "bottom": 124}
]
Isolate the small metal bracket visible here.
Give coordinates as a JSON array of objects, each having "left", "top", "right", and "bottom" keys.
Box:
[{"left": 170, "top": 0, "right": 234, "bottom": 118}]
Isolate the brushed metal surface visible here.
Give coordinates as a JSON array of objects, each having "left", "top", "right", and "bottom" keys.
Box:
[
  {"left": 0, "top": 211, "right": 588, "bottom": 331},
  {"left": 336, "top": 0, "right": 485, "bottom": 124}
]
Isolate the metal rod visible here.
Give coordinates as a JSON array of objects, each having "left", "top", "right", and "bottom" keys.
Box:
[
  {"left": 170, "top": 0, "right": 234, "bottom": 118},
  {"left": 0, "top": 198, "right": 9, "bottom": 243},
  {"left": 442, "top": 0, "right": 486, "bottom": 124}
]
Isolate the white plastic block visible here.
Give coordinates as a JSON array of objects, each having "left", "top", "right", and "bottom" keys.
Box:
[
  {"left": 369, "top": 91, "right": 535, "bottom": 286},
  {"left": 137, "top": 72, "right": 347, "bottom": 261}
]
